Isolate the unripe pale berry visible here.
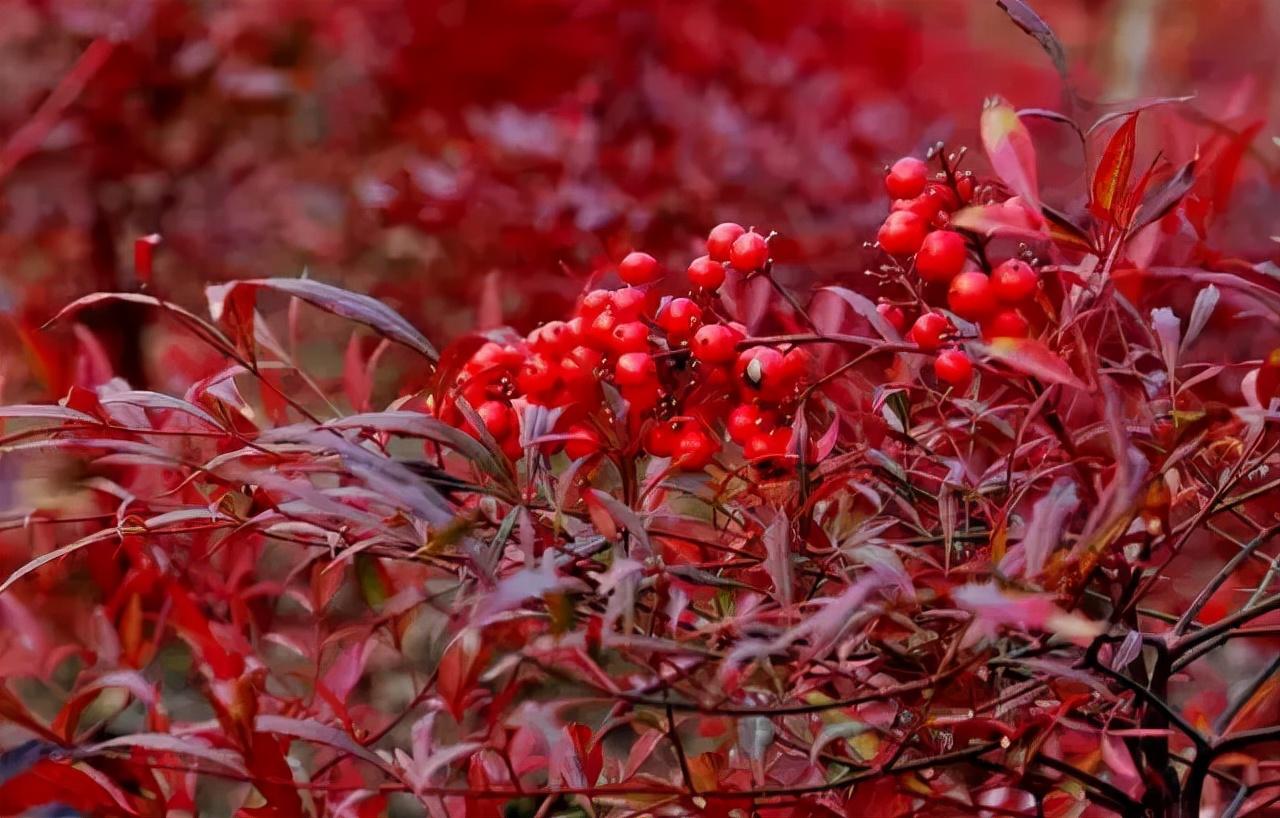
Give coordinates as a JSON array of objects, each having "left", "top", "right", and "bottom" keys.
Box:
[
  {"left": 934, "top": 349, "right": 973, "bottom": 388},
  {"left": 729, "top": 231, "right": 769, "bottom": 272},
  {"left": 707, "top": 222, "right": 746, "bottom": 262},
  {"left": 915, "top": 230, "right": 967, "bottom": 283},
  {"left": 885, "top": 157, "right": 928, "bottom": 200},
  {"left": 908, "top": 312, "right": 951, "bottom": 352},
  {"left": 619, "top": 251, "right": 660, "bottom": 285},
  {"left": 687, "top": 255, "right": 726, "bottom": 290},
  {"left": 948, "top": 271, "right": 997, "bottom": 321},
  {"left": 991, "top": 259, "right": 1038, "bottom": 304},
  {"left": 877, "top": 211, "right": 927, "bottom": 256}
]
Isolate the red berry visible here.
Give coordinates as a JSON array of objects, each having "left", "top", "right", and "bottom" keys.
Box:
[
  {"left": 877, "top": 303, "right": 907, "bottom": 334},
  {"left": 885, "top": 157, "right": 928, "bottom": 200},
  {"left": 644, "top": 420, "right": 681, "bottom": 457},
  {"left": 892, "top": 195, "right": 942, "bottom": 222},
  {"left": 587, "top": 308, "right": 619, "bottom": 349},
  {"left": 956, "top": 174, "right": 975, "bottom": 203},
  {"left": 729, "top": 231, "right": 769, "bottom": 272},
  {"left": 615, "top": 351, "right": 657, "bottom": 386},
  {"left": 529, "top": 320, "right": 575, "bottom": 354},
  {"left": 611, "top": 287, "right": 649, "bottom": 321},
  {"left": 500, "top": 433, "right": 524, "bottom": 462},
  {"left": 674, "top": 428, "right": 718, "bottom": 471},
  {"left": 619, "top": 251, "right": 660, "bottom": 285},
  {"left": 877, "top": 211, "right": 927, "bottom": 256},
  {"left": 781, "top": 346, "right": 811, "bottom": 385},
  {"left": 926, "top": 182, "right": 960, "bottom": 212},
  {"left": 991, "top": 259, "right": 1038, "bottom": 304},
  {"left": 948, "top": 271, "right": 997, "bottom": 321},
  {"left": 621, "top": 381, "right": 661, "bottom": 413},
  {"left": 565, "top": 424, "right": 603, "bottom": 461},
  {"left": 559, "top": 354, "right": 597, "bottom": 403},
  {"left": 471, "top": 341, "right": 520, "bottom": 372},
  {"left": 915, "top": 230, "right": 967, "bottom": 283},
  {"left": 984, "top": 309, "right": 1030, "bottom": 339},
  {"left": 735, "top": 346, "right": 787, "bottom": 399},
  {"left": 687, "top": 255, "right": 726, "bottom": 290},
  {"left": 474, "top": 400, "right": 515, "bottom": 440},
  {"left": 610, "top": 321, "right": 650, "bottom": 353},
  {"left": 707, "top": 222, "right": 746, "bottom": 262},
  {"left": 745, "top": 427, "right": 792, "bottom": 461},
  {"left": 657, "top": 297, "right": 703, "bottom": 340},
  {"left": 934, "top": 349, "right": 973, "bottom": 388},
  {"left": 908, "top": 312, "right": 951, "bottom": 352},
  {"left": 727, "top": 404, "right": 770, "bottom": 445},
  {"left": 518, "top": 354, "right": 559, "bottom": 396},
  {"left": 579, "top": 289, "right": 613, "bottom": 321},
  {"left": 692, "top": 324, "right": 741, "bottom": 364}
]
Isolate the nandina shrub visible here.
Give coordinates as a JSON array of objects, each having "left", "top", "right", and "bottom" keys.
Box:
[{"left": 4, "top": 18, "right": 1280, "bottom": 818}]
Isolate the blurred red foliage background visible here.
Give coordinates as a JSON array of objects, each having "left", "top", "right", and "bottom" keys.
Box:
[{"left": 1, "top": 0, "right": 1276, "bottom": 399}]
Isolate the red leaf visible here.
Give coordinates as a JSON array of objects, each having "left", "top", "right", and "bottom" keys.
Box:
[
  {"left": 1091, "top": 114, "right": 1137, "bottom": 222},
  {"left": 437, "top": 630, "right": 491, "bottom": 720},
  {"left": 565, "top": 722, "right": 603, "bottom": 786},
  {"left": 979, "top": 337, "right": 1085, "bottom": 390}
]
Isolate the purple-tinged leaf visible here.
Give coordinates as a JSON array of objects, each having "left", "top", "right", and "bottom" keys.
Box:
[
  {"left": 207, "top": 278, "right": 437, "bottom": 361},
  {"left": 1182, "top": 284, "right": 1219, "bottom": 352},
  {"left": 954, "top": 583, "right": 1101, "bottom": 645},
  {"left": 76, "top": 733, "right": 247, "bottom": 775},
  {"left": 99, "top": 391, "right": 223, "bottom": 429},
  {"left": 1151, "top": 307, "right": 1181, "bottom": 372},
  {"left": 996, "top": 0, "right": 1068, "bottom": 81},
  {"left": 763, "top": 512, "right": 794, "bottom": 608},
  {"left": 816, "top": 286, "right": 902, "bottom": 342},
  {"left": 1013, "top": 479, "right": 1079, "bottom": 579},
  {"left": 0, "top": 405, "right": 101, "bottom": 424},
  {"left": 587, "top": 489, "right": 651, "bottom": 557},
  {"left": 255, "top": 714, "right": 392, "bottom": 772},
  {"left": 1131, "top": 156, "right": 1197, "bottom": 233}
]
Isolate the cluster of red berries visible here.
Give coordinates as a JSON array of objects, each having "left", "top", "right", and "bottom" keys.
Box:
[
  {"left": 437, "top": 223, "right": 809, "bottom": 473},
  {"left": 875, "top": 155, "right": 1041, "bottom": 389}
]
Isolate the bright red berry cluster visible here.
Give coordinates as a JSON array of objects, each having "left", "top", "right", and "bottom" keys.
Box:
[
  {"left": 438, "top": 223, "right": 809, "bottom": 473},
  {"left": 875, "top": 150, "right": 1042, "bottom": 391}
]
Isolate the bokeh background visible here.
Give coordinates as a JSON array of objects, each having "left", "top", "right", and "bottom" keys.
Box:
[{"left": 0, "top": 0, "right": 1277, "bottom": 399}]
